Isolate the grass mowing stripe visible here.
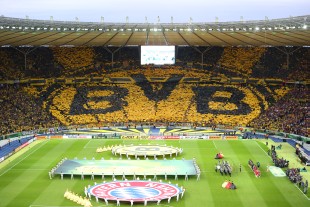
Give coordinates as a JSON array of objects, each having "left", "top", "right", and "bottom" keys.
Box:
[
  {"left": 223, "top": 141, "right": 268, "bottom": 207},
  {"left": 256, "top": 140, "right": 310, "bottom": 199},
  {"left": 0, "top": 140, "right": 43, "bottom": 169},
  {"left": 83, "top": 139, "right": 92, "bottom": 149},
  {"left": 0, "top": 140, "right": 48, "bottom": 177},
  {"left": 225, "top": 141, "right": 269, "bottom": 206},
  {"left": 294, "top": 184, "right": 310, "bottom": 200},
  {"left": 195, "top": 140, "right": 216, "bottom": 207},
  {"left": 255, "top": 140, "right": 271, "bottom": 159},
  {"left": 31, "top": 140, "right": 91, "bottom": 207},
  {"left": 1, "top": 140, "right": 75, "bottom": 207},
  {"left": 13, "top": 140, "right": 90, "bottom": 207},
  {"left": 241, "top": 141, "right": 302, "bottom": 207},
  {"left": 1, "top": 139, "right": 309, "bottom": 207}
]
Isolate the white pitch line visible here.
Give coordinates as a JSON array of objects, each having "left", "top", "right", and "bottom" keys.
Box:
[
  {"left": 255, "top": 141, "right": 310, "bottom": 200},
  {"left": 294, "top": 184, "right": 310, "bottom": 200},
  {"left": 255, "top": 141, "right": 271, "bottom": 159},
  {"left": 212, "top": 141, "right": 218, "bottom": 150},
  {"left": 0, "top": 140, "right": 48, "bottom": 177},
  {"left": 83, "top": 139, "right": 92, "bottom": 149},
  {"left": 8, "top": 169, "right": 46, "bottom": 171}
]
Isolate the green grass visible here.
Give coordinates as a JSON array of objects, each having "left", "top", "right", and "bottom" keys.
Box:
[{"left": 0, "top": 139, "right": 309, "bottom": 207}]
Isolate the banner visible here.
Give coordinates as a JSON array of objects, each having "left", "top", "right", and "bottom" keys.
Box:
[
  {"left": 14, "top": 142, "right": 29, "bottom": 153},
  {"left": 209, "top": 136, "right": 222, "bottom": 140},
  {"left": 50, "top": 135, "right": 63, "bottom": 139},
  {"left": 36, "top": 136, "right": 47, "bottom": 140},
  {"left": 121, "top": 135, "right": 149, "bottom": 140},
  {"left": 149, "top": 136, "right": 180, "bottom": 140},
  {"left": 225, "top": 136, "right": 238, "bottom": 140},
  {"left": 180, "top": 136, "right": 209, "bottom": 139}
]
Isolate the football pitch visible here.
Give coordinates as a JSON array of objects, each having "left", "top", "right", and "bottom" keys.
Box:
[{"left": 0, "top": 139, "right": 309, "bottom": 207}]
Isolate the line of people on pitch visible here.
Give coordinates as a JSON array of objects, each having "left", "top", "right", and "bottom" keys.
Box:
[
  {"left": 215, "top": 160, "right": 232, "bottom": 177},
  {"left": 286, "top": 168, "right": 308, "bottom": 194},
  {"left": 269, "top": 145, "right": 289, "bottom": 168},
  {"left": 248, "top": 159, "right": 261, "bottom": 177},
  {"left": 49, "top": 157, "right": 67, "bottom": 179}
]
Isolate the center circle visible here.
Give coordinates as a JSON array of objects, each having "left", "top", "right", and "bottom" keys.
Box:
[{"left": 109, "top": 187, "right": 160, "bottom": 199}]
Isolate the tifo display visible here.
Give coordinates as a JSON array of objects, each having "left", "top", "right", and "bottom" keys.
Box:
[
  {"left": 87, "top": 181, "right": 184, "bottom": 203},
  {"left": 53, "top": 159, "right": 198, "bottom": 177},
  {"left": 111, "top": 144, "right": 182, "bottom": 157}
]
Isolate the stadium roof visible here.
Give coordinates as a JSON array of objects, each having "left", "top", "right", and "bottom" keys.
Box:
[{"left": 0, "top": 15, "right": 309, "bottom": 47}]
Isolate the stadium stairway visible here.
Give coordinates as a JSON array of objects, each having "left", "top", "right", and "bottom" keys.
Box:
[{"left": 149, "top": 127, "right": 160, "bottom": 135}]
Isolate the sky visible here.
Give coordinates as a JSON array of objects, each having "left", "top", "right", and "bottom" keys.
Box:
[{"left": 0, "top": 0, "right": 309, "bottom": 23}]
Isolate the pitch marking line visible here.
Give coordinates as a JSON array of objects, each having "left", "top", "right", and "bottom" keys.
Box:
[
  {"left": 294, "top": 184, "right": 310, "bottom": 200},
  {"left": 255, "top": 141, "right": 271, "bottom": 159},
  {"left": 212, "top": 141, "right": 218, "bottom": 150},
  {"left": 0, "top": 140, "right": 49, "bottom": 177},
  {"left": 255, "top": 141, "right": 310, "bottom": 200},
  {"left": 83, "top": 139, "right": 92, "bottom": 149}
]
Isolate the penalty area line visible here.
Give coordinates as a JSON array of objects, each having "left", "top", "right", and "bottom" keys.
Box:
[{"left": 0, "top": 141, "right": 49, "bottom": 177}]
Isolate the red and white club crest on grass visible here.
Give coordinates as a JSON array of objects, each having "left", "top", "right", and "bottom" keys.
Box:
[{"left": 88, "top": 181, "right": 182, "bottom": 202}]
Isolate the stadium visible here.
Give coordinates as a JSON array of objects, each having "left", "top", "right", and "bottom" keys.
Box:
[{"left": 0, "top": 1, "right": 309, "bottom": 207}]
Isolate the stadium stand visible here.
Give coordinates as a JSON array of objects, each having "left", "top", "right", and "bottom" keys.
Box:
[{"left": 0, "top": 46, "right": 308, "bottom": 137}]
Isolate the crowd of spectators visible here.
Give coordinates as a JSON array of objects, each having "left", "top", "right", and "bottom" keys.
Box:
[
  {"left": 187, "top": 84, "right": 262, "bottom": 126},
  {"left": 0, "top": 46, "right": 308, "bottom": 79},
  {"left": 0, "top": 49, "right": 25, "bottom": 79},
  {"left": 52, "top": 47, "right": 95, "bottom": 76},
  {"left": 218, "top": 47, "right": 266, "bottom": 76},
  {"left": 0, "top": 85, "right": 59, "bottom": 135},
  {"left": 250, "top": 87, "right": 309, "bottom": 136},
  {"left": 1, "top": 79, "right": 303, "bottom": 136},
  {"left": 0, "top": 46, "right": 308, "bottom": 136},
  {"left": 16, "top": 79, "right": 276, "bottom": 128}
]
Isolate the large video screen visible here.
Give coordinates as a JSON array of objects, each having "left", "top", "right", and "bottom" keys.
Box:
[{"left": 141, "top": 46, "right": 175, "bottom": 65}]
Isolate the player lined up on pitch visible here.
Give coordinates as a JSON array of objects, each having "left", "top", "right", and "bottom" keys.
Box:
[{"left": 215, "top": 160, "right": 232, "bottom": 177}]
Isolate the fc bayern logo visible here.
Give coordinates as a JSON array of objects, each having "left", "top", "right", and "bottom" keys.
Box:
[{"left": 88, "top": 181, "right": 182, "bottom": 202}]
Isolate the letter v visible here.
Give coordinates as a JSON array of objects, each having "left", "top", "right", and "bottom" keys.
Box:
[{"left": 131, "top": 74, "right": 183, "bottom": 102}]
